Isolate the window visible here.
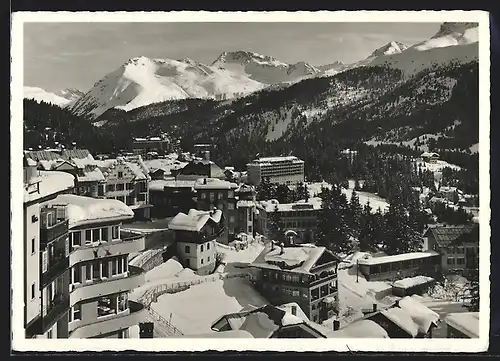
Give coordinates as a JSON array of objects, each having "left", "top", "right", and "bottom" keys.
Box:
[
  {"left": 93, "top": 229, "right": 100, "bottom": 243},
  {"left": 201, "top": 192, "right": 206, "bottom": 199},
  {"left": 31, "top": 283, "right": 35, "bottom": 300},
  {"left": 47, "top": 329, "right": 52, "bottom": 339},
  {"left": 108, "top": 184, "right": 116, "bottom": 192},
  {"left": 248, "top": 212, "right": 252, "bottom": 221},
  {"left": 118, "top": 171, "right": 123, "bottom": 178},
  {"left": 72, "top": 303, "right": 81, "bottom": 321},
  {"left": 186, "top": 259, "right": 190, "bottom": 267},
  {"left": 93, "top": 260, "right": 101, "bottom": 279},
  {"left": 207, "top": 242, "right": 210, "bottom": 250},
  {"left": 458, "top": 246, "right": 465, "bottom": 254},
  {"left": 447, "top": 258, "right": 455, "bottom": 265},
  {"left": 217, "top": 192, "right": 223, "bottom": 200},
  {"left": 73, "top": 265, "right": 81, "bottom": 284},
  {"left": 228, "top": 190, "right": 234, "bottom": 198},
  {"left": 118, "top": 257, "right": 123, "bottom": 274},
  {"left": 127, "top": 183, "right": 134, "bottom": 190},
  {"left": 112, "top": 258, "right": 117, "bottom": 275},
  {"left": 85, "top": 230, "right": 92, "bottom": 244},
  {"left": 208, "top": 256, "right": 211, "bottom": 262},
  {"left": 72, "top": 232, "right": 81, "bottom": 247},
  {"left": 228, "top": 203, "right": 235, "bottom": 210},
  {"left": 138, "top": 194, "right": 146, "bottom": 202},
  {"left": 201, "top": 258, "right": 204, "bottom": 265},
  {"left": 185, "top": 245, "right": 190, "bottom": 254},
  {"left": 102, "top": 228, "right": 109, "bottom": 242},
  {"left": 126, "top": 196, "right": 134, "bottom": 206},
  {"left": 117, "top": 183, "right": 125, "bottom": 191},
  {"left": 118, "top": 293, "right": 128, "bottom": 312},
  {"left": 31, "top": 238, "right": 35, "bottom": 254},
  {"left": 98, "top": 296, "right": 117, "bottom": 317},
  {"left": 98, "top": 185, "right": 104, "bottom": 196},
  {"left": 102, "top": 260, "right": 109, "bottom": 278},
  {"left": 457, "top": 257, "right": 466, "bottom": 265},
  {"left": 200, "top": 244, "right": 204, "bottom": 252},
  {"left": 85, "top": 264, "right": 91, "bottom": 281},
  {"left": 31, "top": 214, "right": 38, "bottom": 223},
  {"left": 112, "top": 226, "right": 119, "bottom": 240},
  {"left": 248, "top": 225, "right": 253, "bottom": 233},
  {"left": 210, "top": 193, "right": 215, "bottom": 201}
]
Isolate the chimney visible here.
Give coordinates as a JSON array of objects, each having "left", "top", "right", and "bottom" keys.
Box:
[
  {"left": 203, "top": 178, "right": 207, "bottom": 185},
  {"left": 333, "top": 320, "right": 340, "bottom": 331},
  {"left": 279, "top": 242, "right": 285, "bottom": 255},
  {"left": 373, "top": 303, "right": 378, "bottom": 312},
  {"left": 291, "top": 305, "right": 297, "bottom": 316}
]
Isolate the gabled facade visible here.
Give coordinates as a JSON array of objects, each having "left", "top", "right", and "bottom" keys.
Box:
[
  {"left": 168, "top": 209, "right": 223, "bottom": 275},
  {"left": 250, "top": 243, "right": 341, "bottom": 323},
  {"left": 422, "top": 224, "right": 479, "bottom": 276}
]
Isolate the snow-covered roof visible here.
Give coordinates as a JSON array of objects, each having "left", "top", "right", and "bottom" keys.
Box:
[
  {"left": 252, "top": 244, "right": 331, "bottom": 274},
  {"left": 393, "top": 276, "right": 435, "bottom": 289},
  {"left": 445, "top": 312, "right": 479, "bottom": 338},
  {"left": 381, "top": 307, "right": 419, "bottom": 337},
  {"left": 257, "top": 197, "right": 322, "bottom": 213},
  {"left": 248, "top": 156, "right": 304, "bottom": 165},
  {"left": 397, "top": 296, "right": 440, "bottom": 334},
  {"left": 149, "top": 179, "right": 172, "bottom": 191},
  {"left": 329, "top": 320, "right": 389, "bottom": 338},
  {"left": 357, "top": 251, "right": 439, "bottom": 266},
  {"left": 44, "top": 194, "right": 134, "bottom": 228},
  {"left": 423, "top": 224, "right": 478, "bottom": 247},
  {"left": 194, "top": 178, "right": 238, "bottom": 190},
  {"left": 175, "top": 330, "right": 254, "bottom": 338},
  {"left": 124, "top": 161, "right": 148, "bottom": 180},
  {"left": 421, "top": 152, "right": 440, "bottom": 158},
  {"left": 168, "top": 209, "right": 223, "bottom": 232},
  {"left": 24, "top": 170, "right": 75, "bottom": 203},
  {"left": 237, "top": 200, "right": 256, "bottom": 208}
]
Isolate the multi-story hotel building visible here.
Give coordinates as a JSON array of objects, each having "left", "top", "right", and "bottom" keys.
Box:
[
  {"left": 247, "top": 156, "right": 305, "bottom": 186},
  {"left": 255, "top": 199, "right": 322, "bottom": 244},
  {"left": 43, "top": 194, "right": 147, "bottom": 338},
  {"left": 194, "top": 178, "right": 238, "bottom": 244},
  {"left": 249, "top": 243, "right": 341, "bottom": 324},
  {"left": 23, "top": 157, "right": 75, "bottom": 339}
]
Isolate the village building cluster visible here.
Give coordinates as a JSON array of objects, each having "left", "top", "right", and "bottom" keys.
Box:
[{"left": 21, "top": 145, "right": 480, "bottom": 340}]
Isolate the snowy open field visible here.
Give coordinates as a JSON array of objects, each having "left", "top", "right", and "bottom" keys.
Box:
[
  {"left": 152, "top": 278, "right": 268, "bottom": 335},
  {"left": 307, "top": 181, "right": 390, "bottom": 213}
]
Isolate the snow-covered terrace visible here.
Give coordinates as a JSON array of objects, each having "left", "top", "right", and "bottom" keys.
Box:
[{"left": 44, "top": 194, "right": 134, "bottom": 228}]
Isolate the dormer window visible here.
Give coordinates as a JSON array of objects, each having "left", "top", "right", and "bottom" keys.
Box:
[{"left": 118, "top": 171, "right": 123, "bottom": 178}]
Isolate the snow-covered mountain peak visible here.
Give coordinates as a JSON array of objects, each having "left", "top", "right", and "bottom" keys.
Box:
[
  {"left": 410, "top": 22, "right": 479, "bottom": 52},
  {"left": 369, "top": 41, "right": 409, "bottom": 58},
  {"left": 213, "top": 50, "right": 288, "bottom": 68},
  {"left": 432, "top": 22, "right": 479, "bottom": 39},
  {"left": 24, "top": 86, "right": 73, "bottom": 107},
  {"left": 56, "top": 88, "right": 85, "bottom": 102}
]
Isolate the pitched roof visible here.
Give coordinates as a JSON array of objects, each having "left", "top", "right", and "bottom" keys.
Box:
[
  {"left": 445, "top": 312, "right": 479, "bottom": 338},
  {"left": 61, "top": 149, "right": 94, "bottom": 160},
  {"left": 25, "top": 150, "right": 61, "bottom": 162},
  {"left": 251, "top": 244, "right": 337, "bottom": 274},
  {"left": 424, "top": 224, "right": 479, "bottom": 247},
  {"left": 168, "top": 209, "right": 223, "bottom": 232}
]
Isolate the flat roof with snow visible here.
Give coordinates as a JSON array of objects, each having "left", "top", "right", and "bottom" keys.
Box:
[
  {"left": 24, "top": 171, "right": 75, "bottom": 204},
  {"left": 44, "top": 194, "right": 134, "bottom": 228},
  {"left": 168, "top": 209, "right": 223, "bottom": 232},
  {"left": 193, "top": 178, "right": 238, "bottom": 190},
  {"left": 248, "top": 156, "right": 304, "bottom": 165},
  {"left": 357, "top": 251, "right": 439, "bottom": 266}
]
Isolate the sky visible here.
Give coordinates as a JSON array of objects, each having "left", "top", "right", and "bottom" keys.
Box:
[{"left": 23, "top": 22, "right": 441, "bottom": 93}]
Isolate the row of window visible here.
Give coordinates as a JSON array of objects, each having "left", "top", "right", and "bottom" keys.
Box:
[
  {"left": 447, "top": 257, "right": 466, "bottom": 265},
  {"left": 70, "top": 226, "right": 120, "bottom": 247},
  {"left": 184, "top": 241, "right": 212, "bottom": 254},
  {"left": 69, "top": 293, "right": 128, "bottom": 323},
  {"left": 200, "top": 191, "right": 235, "bottom": 201},
  {"left": 71, "top": 256, "right": 129, "bottom": 284},
  {"left": 184, "top": 256, "right": 211, "bottom": 268},
  {"left": 446, "top": 246, "right": 478, "bottom": 255}
]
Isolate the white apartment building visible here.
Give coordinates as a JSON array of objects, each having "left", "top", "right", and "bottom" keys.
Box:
[
  {"left": 45, "top": 194, "right": 147, "bottom": 338},
  {"left": 247, "top": 156, "right": 305, "bottom": 186},
  {"left": 23, "top": 158, "right": 75, "bottom": 339}
]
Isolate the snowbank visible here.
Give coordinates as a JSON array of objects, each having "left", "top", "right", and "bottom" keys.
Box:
[
  {"left": 152, "top": 278, "right": 268, "bottom": 335},
  {"left": 145, "top": 257, "right": 184, "bottom": 283}
]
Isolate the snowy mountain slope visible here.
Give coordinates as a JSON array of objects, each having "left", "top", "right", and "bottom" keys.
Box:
[
  {"left": 370, "top": 41, "right": 409, "bottom": 57},
  {"left": 410, "top": 22, "right": 478, "bottom": 51},
  {"left": 67, "top": 56, "right": 267, "bottom": 119},
  {"left": 24, "top": 86, "right": 72, "bottom": 107},
  {"left": 211, "top": 51, "right": 321, "bottom": 84},
  {"left": 56, "top": 88, "right": 85, "bottom": 102}
]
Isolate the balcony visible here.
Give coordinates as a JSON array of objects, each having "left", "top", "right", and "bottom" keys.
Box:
[
  {"left": 70, "top": 265, "right": 146, "bottom": 305},
  {"left": 25, "top": 295, "right": 70, "bottom": 338},
  {"left": 40, "top": 219, "right": 69, "bottom": 244},
  {"left": 69, "top": 300, "right": 147, "bottom": 339},
  {"left": 42, "top": 257, "right": 69, "bottom": 286},
  {"left": 310, "top": 272, "right": 337, "bottom": 287},
  {"left": 69, "top": 233, "right": 145, "bottom": 264}
]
